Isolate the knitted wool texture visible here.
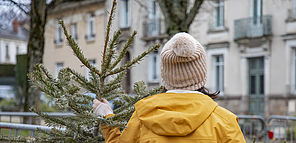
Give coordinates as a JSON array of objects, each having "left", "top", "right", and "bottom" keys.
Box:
[{"left": 161, "top": 32, "right": 207, "bottom": 90}]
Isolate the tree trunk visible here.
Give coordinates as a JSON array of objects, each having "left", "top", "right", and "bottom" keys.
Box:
[
  {"left": 24, "top": 0, "right": 47, "bottom": 115},
  {"left": 158, "top": 0, "right": 204, "bottom": 37}
]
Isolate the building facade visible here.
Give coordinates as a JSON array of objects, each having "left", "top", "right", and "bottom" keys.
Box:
[
  {"left": 0, "top": 19, "right": 28, "bottom": 64},
  {"left": 44, "top": 0, "right": 296, "bottom": 116},
  {"left": 44, "top": 0, "right": 106, "bottom": 79},
  {"left": 0, "top": 19, "right": 28, "bottom": 99},
  {"left": 120, "top": 0, "right": 296, "bottom": 116}
]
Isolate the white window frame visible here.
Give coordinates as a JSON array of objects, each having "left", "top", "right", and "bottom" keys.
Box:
[
  {"left": 85, "top": 59, "right": 96, "bottom": 81},
  {"left": 206, "top": 48, "right": 228, "bottom": 95},
  {"left": 148, "top": 50, "right": 160, "bottom": 83},
  {"left": 70, "top": 23, "right": 78, "bottom": 41},
  {"left": 240, "top": 52, "right": 270, "bottom": 99},
  {"left": 55, "top": 62, "right": 64, "bottom": 78},
  {"left": 55, "top": 20, "right": 63, "bottom": 45},
  {"left": 119, "top": 0, "right": 131, "bottom": 28},
  {"left": 86, "top": 13, "right": 95, "bottom": 41}
]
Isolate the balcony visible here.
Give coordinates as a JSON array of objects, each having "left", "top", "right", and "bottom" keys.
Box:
[
  {"left": 287, "top": 9, "right": 296, "bottom": 21},
  {"left": 143, "top": 18, "right": 167, "bottom": 41},
  {"left": 234, "top": 15, "right": 272, "bottom": 41}
]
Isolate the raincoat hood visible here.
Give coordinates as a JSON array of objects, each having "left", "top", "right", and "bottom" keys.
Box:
[{"left": 134, "top": 93, "right": 218, "bottom": 136}]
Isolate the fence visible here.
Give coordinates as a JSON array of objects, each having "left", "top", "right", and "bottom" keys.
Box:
[
  {"left": 267, "top": 115, "right": 296, "bottom": 143},
  {"left": 237, "top": 115, "right": 267, "bottom": 142},
  {"left": 0, "top": 112, "right": 296, "bottom": 142},
  {"left": 0, "top": 112, "right": 74, "bottom": 137}
]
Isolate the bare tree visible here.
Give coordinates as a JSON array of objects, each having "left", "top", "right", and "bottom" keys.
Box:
[
  {"left": 157, "top": 0, "right": 204, "bottom": 36},
  {"left": 1, "top": 0, "right": 84, "bottom": 115}
]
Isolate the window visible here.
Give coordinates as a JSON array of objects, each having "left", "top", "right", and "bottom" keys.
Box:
[
  {"left": 148, "top": 50, "right": 160, "bottom": 82},
  {"left": 252, "top": 0, "right": 262, "bottom": 24},
  {"left": 214, "top": 0, "right": 224, "bottom": 28},
  {"left": 5, "top": 44, "right": 9, "bottom": 61},
  {"left": 214, "top": 55, "right": 224, "bottom": 92},
  {"left": 54, "top": 20, "right": 63, "bottom": 45},
  {"left": 294, "top": 49, "right": 296, "bottom": 92},
  {"left": 55, "top": 62, "right": 64, "bottom": 78},
  {"left": 71, "top": 23, "right": 78, "bottom": 41},
  {"left": 16, "top": 46, "right": 19, "bottom": 55},
  {"left": 0, "top": 85, "right": 15, "bottom": 99},
  {"left": 120, "top": 0, "right": 130, "bottom": 28},
  {"left": 86, "top": 13, "right": 95, "bottom": 40},
  {"left": 147, "top": 0, "right": 159, "bottom": 36},
  {"left": 85, "top": 59, "right": 96, "bottom": 80}
]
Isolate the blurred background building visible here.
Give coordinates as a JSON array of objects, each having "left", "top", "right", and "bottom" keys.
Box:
[
  {"left": 43, "top": 0, "right": 296, "bottom": 116},
  {"left": 0, "top": 19, "right": 28, "bottom": 100},
  {"left": 43, "top": 0, "right": 106, "bottom": 80}
]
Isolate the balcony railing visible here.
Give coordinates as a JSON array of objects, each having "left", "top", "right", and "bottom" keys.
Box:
[
  {"left": 234, "top": 15, "right": 272, "bottom": 40},
  {"left": 143, "top": 18, "right": 165, "bottom": 38},
  {"left": 288, "top": 9, "right": 296, "bottom": 20}
]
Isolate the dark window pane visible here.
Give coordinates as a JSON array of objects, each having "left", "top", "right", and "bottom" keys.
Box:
[
  {"left": 216, "top": 2, "right": 220, "bottom": 26},
  {"left": 90, "top": 21, "right": 94, "bottom": 35},
  {"left": 153, "top": 55, "right": 157, "bottom": 80},
  {"left": 221, "top": 65, "right": 224, "bottom": 92},
  {"left": 216, "top": 65, "right": 220, "bottom": 90},
  {"left": 259, "top": 58, "right": 264, "bottom": 68},
  {"left": 249, "top": 59, "right": 256, "bottom": 70},
  {"left": 250, "top": 75, "right": 256, "bottom": 94},
  {"left": 260, "top": 75, "right": 264, "bottom": 94},
  {"left": 253, "top": 0, "right": 258, "bottom": 24}
]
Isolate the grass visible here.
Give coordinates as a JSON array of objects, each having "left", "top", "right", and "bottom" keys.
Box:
[{"left": 0, "top": 128, "right": 31, "bottom": 137}]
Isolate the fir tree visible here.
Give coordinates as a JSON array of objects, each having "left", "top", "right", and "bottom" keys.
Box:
[{"left": 0, "top": 0, "right": 163, "bottom": 142}]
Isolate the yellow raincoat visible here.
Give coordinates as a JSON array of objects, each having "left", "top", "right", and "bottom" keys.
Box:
[{"left": 101, "top": 92, "right": 246, "bottom": 143}]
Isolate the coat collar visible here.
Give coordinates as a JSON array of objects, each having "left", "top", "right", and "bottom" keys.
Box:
[{"left": 166, "top": 89, "right": 203, "bottom": 95}]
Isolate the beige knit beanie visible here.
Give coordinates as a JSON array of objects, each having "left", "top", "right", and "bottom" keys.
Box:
[{"left": 161, "top": 32, "right": 207, "bottom": 90}]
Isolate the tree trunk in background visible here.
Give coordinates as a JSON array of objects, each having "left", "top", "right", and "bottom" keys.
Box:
[
  {"left": 158, "top": 0, "right": 204, "bottom": 37},
  {"left": 24, "top": 0, "right": 47, "bottom": 114}
]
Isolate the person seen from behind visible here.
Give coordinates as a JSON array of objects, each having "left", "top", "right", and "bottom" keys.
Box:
[{"left": 93, "top": 32, "right": 246, "bottom": 143}]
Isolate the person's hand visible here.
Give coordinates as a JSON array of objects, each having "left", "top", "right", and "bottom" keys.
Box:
[{"left": 93, "top": 98, "right": 113, "bottom": 117}]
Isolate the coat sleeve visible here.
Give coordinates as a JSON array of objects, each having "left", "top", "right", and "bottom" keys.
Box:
[
  {"left": 222, "top": 116, "right": 246, "bottom": 143},
  {"left": 100, "top": 112, "right": 141, "bottom": 143}
]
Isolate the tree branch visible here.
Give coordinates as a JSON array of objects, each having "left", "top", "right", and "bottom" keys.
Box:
[
  {"left": 47, "top": 0, "right": 84, "bottom": 10},
  {"left": 157, "top": 0, "right": 170, "bottom": 20},
  {"left": 135, "top": 0, "right": 147, "bottom": 9},
  {"left": 2, "top": 0, "right": 29, "bottom": 15},
  {"left": 185, "top": 0, "right": 204, "bottom": 28}
]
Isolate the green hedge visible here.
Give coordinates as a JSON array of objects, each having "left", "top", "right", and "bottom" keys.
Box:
[{"left": 0, "top": 64, "right": 15, "bottom": 77}]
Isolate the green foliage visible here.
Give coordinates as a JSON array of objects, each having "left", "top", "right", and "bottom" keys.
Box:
[
  {"left": 0, "top": 99, "right": 16, "bottom": 107},
  {"left": 16, "top": 54, "right": 28, "bottom": 88},
  {"left": 0, "top": 64, "right": 15, "bottom": 77},
  {"left": 0, "top": 0, "right": 162, "bottom": 142}
]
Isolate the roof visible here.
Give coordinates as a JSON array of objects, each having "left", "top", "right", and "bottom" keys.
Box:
[
  {"left": 0, "top": 24, "right": 29, "bottom": 41},
  {"left": 48, "top": 0, "right": 105, "bottom": 14}
]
